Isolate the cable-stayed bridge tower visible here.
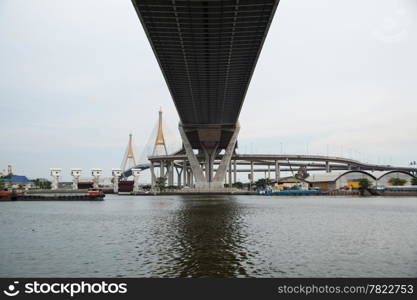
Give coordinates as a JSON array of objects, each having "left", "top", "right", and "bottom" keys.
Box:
[
  {"left": 121, "top": 108, "right": 175, "bottom": 179},
  {"left": 152, "top": 108, "right": 168, "bottom": 156},
  {"left": 121, "top": 133, "right": 137, "bottom": 172}
]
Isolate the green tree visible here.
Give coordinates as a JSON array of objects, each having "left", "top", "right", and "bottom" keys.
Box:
[
  {"left": 254, "top": 178, "right": 273, "bottom": 190},
  {"left": 33, "top": 179, "right": 41, "bottom": 188},
  {"left": 411, "top": 177, "right": 417, "bottom": 186},
  {"left": 43, "top": 181, "right": 52, "bottom": 189},
  {"left": 0, "top": 178, "right": 4, "bottom": 189},
  {"left": 388, "top": 177, "right": 407, "bottom": 186},
  {"left": 155, "top": 177, "right": 167, "bottom": 191},
  {"left": 358, "top": 178, "right": 371, "bottom": 196},
  {"left": 232, "top": 181, "right": 243, "bottom": 189},
  {"left": 166, "top": 185, "right": 178, "bottom": 190},
  {"left": 33, "top": 179, "right": 52, "bottom": 189}
]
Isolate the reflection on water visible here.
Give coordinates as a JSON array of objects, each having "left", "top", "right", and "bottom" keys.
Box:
[
  {"left": 0, "top": 195, "right": 416, "bottom": 277},
  {"left": 171, "top": 195, "right": 248, "bottom": 277}
]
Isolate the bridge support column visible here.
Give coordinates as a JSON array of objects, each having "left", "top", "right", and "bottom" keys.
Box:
[
  {"left": 150, "top": 162, "right": 156, "bottom": 189},
  {"left": 186, "top": 169, "right": 192, "bottom": 187},
  {"left": 213, "top": 123, "right": 240, "bottom": 187},
  {"left": 175, "top": 167, "right": 182, "bottom": 187},
  {"left": 250, "top": 161, "right": 254, "bottom": 190},
  {"left": 228, "top": 160, "right": 232, "bottom": 187},
  {"left": 326, "top": 161, "right": 331, "bottom": 173},
  {"left": 202, "top": 144, "right": 218, "bottom": 183},
  {"left": 132, "top": 168, "right": 141, "bottom": 193},
  {"left": 275, "top": 161, "right": 280, "bottom": 182},
  {"left": 160, "top": 161, "right": 164, "bottom": 178},
  {"left": 182, "top": 160, "right": 187, "bottom": 187},
  {"left": 111, "top": 168, "right": 122, "bottom": 193},
  {"left": 167, "top": 161, "right": 174, "bottom": 186},
  {"left": 179, "top": 124, "right": 206, "bottom": 188},
  {"left": 233, "top": 159, "right": 237, "bottom": 184},
  {"left": 179, "top": 123, "right": 239, "bottom": 190}
]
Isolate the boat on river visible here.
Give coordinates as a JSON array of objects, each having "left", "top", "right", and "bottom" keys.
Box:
[
  {"left": 263, "top": 189, "right": 321, "bottom": 196},
  {"left": 0, "top": 189, "right": 104, "bottom": 201}
]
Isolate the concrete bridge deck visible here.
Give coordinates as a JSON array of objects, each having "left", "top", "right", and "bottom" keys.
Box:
[{"left": 147, "top": 153, "right": 417, "bottom": 173}]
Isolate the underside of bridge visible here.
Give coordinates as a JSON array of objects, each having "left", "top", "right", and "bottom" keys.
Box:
[{"left": 132, "top": 0, "right": 280, "bottom": 188}]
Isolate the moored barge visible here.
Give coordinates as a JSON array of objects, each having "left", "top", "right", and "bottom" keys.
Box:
[{"left": 0, "top": 189, "right": 104, "bottom": 201}]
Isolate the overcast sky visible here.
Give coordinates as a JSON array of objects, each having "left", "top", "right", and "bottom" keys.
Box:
[{"left": 1, "top": 0, "right": 416, "bottom": 181}]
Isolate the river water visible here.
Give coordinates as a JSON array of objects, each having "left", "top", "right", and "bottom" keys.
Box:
[{"left": 0, "top": 195, "right": 416, "bottom": 277}]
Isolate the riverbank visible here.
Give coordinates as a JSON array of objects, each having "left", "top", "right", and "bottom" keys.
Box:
[
  {"left": 128, "top": 189, "right": 256, "bottom": 195},
  {"left": 3, "top": 188, "right": 415, "bottom": 199},
  {"left": 126, "top": 189, "right": 416, "bottom": 196}
]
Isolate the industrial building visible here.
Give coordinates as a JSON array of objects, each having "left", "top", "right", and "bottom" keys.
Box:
[
  {"left": 1, "top": 175, "right": 33, "bottom": 190},
  {"left": 305, "top": 171, "right": 376, "bottom": 191},
  {"left": 370, "top": 171, "right": 416, "bottom": 187},
  {"left": 305, "top": 170, "right": 416, "bottom": 191}
]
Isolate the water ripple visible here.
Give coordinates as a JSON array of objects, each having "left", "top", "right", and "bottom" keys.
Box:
[{"left": 0, "top": 195, "right": 416, "bottom": 277}]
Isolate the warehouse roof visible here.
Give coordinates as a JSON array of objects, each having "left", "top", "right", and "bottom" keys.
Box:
[
  {"left": 1, "top": 175, "right": 33, "bottom": 183},
  {"left": 369, "top": 170, "right": 415, "bottom": 180},
  {"left": 305, "top": 171, "right": 376, "bottom": 183}
]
